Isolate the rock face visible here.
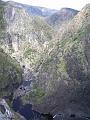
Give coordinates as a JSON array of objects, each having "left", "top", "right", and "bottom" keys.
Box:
[
  {"left": 0, "top": 99, "right": 26, "bottom": 120},
  {"left": 21, "top": 4, "right": 90, "bottom": 118},
  {"left": 0, "top": 99, "right": 13, "bottom": 120},
  {"left": 0, "top": 99, "right": 14, "bottom": 120},
  {"left": 46, "top": 8, "right": 79, "bottom": 27},
  {"left": 0, "top": 1, "right": 22, "bottom": 110},
  {"left": 0, "top": 0, "right": 54, "bottom": 69}
]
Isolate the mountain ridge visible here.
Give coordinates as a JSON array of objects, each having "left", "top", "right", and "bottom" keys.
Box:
[
  {"left": 46, "top": 7, "right": 79, "bottom": 27},
  {"left": 5, "top": 0, "right": 58, "bottom": 17}
]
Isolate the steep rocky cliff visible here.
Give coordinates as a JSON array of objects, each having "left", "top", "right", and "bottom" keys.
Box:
[
  {"left": 0, "top": 0, "right": 54, "bottom": 69},
  {"left": 0, "top": 99, "right": 26, "bottom": 120},
  {"left": 0, "top": 1, "right": 24, "bottom": 119},
  {"left": 21, "top": 4, "right": 90, "bottom": 118}
]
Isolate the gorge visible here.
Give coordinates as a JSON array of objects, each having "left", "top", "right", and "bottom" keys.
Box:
[{"left": 0, "top": 0, "right": 90, "bottom": 120}]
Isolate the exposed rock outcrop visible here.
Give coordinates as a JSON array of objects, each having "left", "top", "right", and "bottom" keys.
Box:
[
  {"left": 0, "top": 99, "right": 26, "bottom": 120},
  {"left": 0, "top": 0, "right": 54, "bottom": 70},
  {"left": 0, "top": 99, "right": 14, "bottom": 120}
]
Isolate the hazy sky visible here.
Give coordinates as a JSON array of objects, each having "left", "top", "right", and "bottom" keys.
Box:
[{"left": 3, "top": 0, "right": 90, "bottom": 10}]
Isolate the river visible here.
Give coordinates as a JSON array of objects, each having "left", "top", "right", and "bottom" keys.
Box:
[{"left": 12, "top": 97, "right": 41, "bottom": 120}]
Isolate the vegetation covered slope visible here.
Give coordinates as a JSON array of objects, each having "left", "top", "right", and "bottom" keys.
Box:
[
  {"left": 0, "top": 1, "right": 6, "bottom": 30},
  {"left": 0, "top": 1, "right": 22, "bottom": 98},
  {"left": 21, "top": 4, "right": 90, "bottom": 117},
  {"left": 0, "top": 48, "right": 22, "bottom": 98},
  {"left": 46, "top": 8, "right": 79, "bottom": 28}
]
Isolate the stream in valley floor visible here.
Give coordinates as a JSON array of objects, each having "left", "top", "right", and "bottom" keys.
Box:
[{"left": 12, "top": 97, "right": 41, "bottom": 120}]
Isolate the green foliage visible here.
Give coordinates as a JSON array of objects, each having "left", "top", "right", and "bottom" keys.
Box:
[
  {"left": 22, "top": 86, "right": 45, "bottom": 103},
  {"left": 29, "top": 5, "right": 90, "bottom": 106},
  {"left": 0, "top": 2, "right": 6, "bottom": 30},
  {"left": 42, "top": 58, "right": 53, "bottom": 71},
  {"left": 57, "top": 58, "right": 67, "bottom": 75},
  {"left": 32, "top": 16, "right": 54, "bottom": 43},
  {"left": 0, "top": 48, "right": 22, "bottom": 98},
  {"left": 24, "top": 47, "right": 37, "bottom": 58}
]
